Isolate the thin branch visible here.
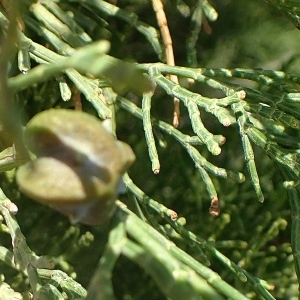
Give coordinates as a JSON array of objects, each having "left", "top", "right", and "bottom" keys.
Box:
[{"left": 152, "top": 0, "right": 180, "bottom": 128}]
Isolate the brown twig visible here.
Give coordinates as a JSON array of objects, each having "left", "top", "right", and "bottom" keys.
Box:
[
  {"left": 71, "top": 86, "right": 82, "bottom": 111},
  {"left": 152, "top": 0, "right": 180, "bottom": 128}
]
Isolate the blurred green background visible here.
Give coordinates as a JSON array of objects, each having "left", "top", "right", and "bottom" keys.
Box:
[{"left": 1, "top": 0, "right": 300, "bottom": 299}]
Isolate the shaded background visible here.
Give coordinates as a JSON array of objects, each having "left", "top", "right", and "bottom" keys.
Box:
[{"left": 1, "top": 0, "right": 300, "bottom": 299}]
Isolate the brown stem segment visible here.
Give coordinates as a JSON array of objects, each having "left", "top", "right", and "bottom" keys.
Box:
[{"left": 152, "top": 0, "right": 180, "bottom": 128}]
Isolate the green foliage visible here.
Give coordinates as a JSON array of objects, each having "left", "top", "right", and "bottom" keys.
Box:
[{"left": 1, "top": 0, "right": 300, "bottom": 299}]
